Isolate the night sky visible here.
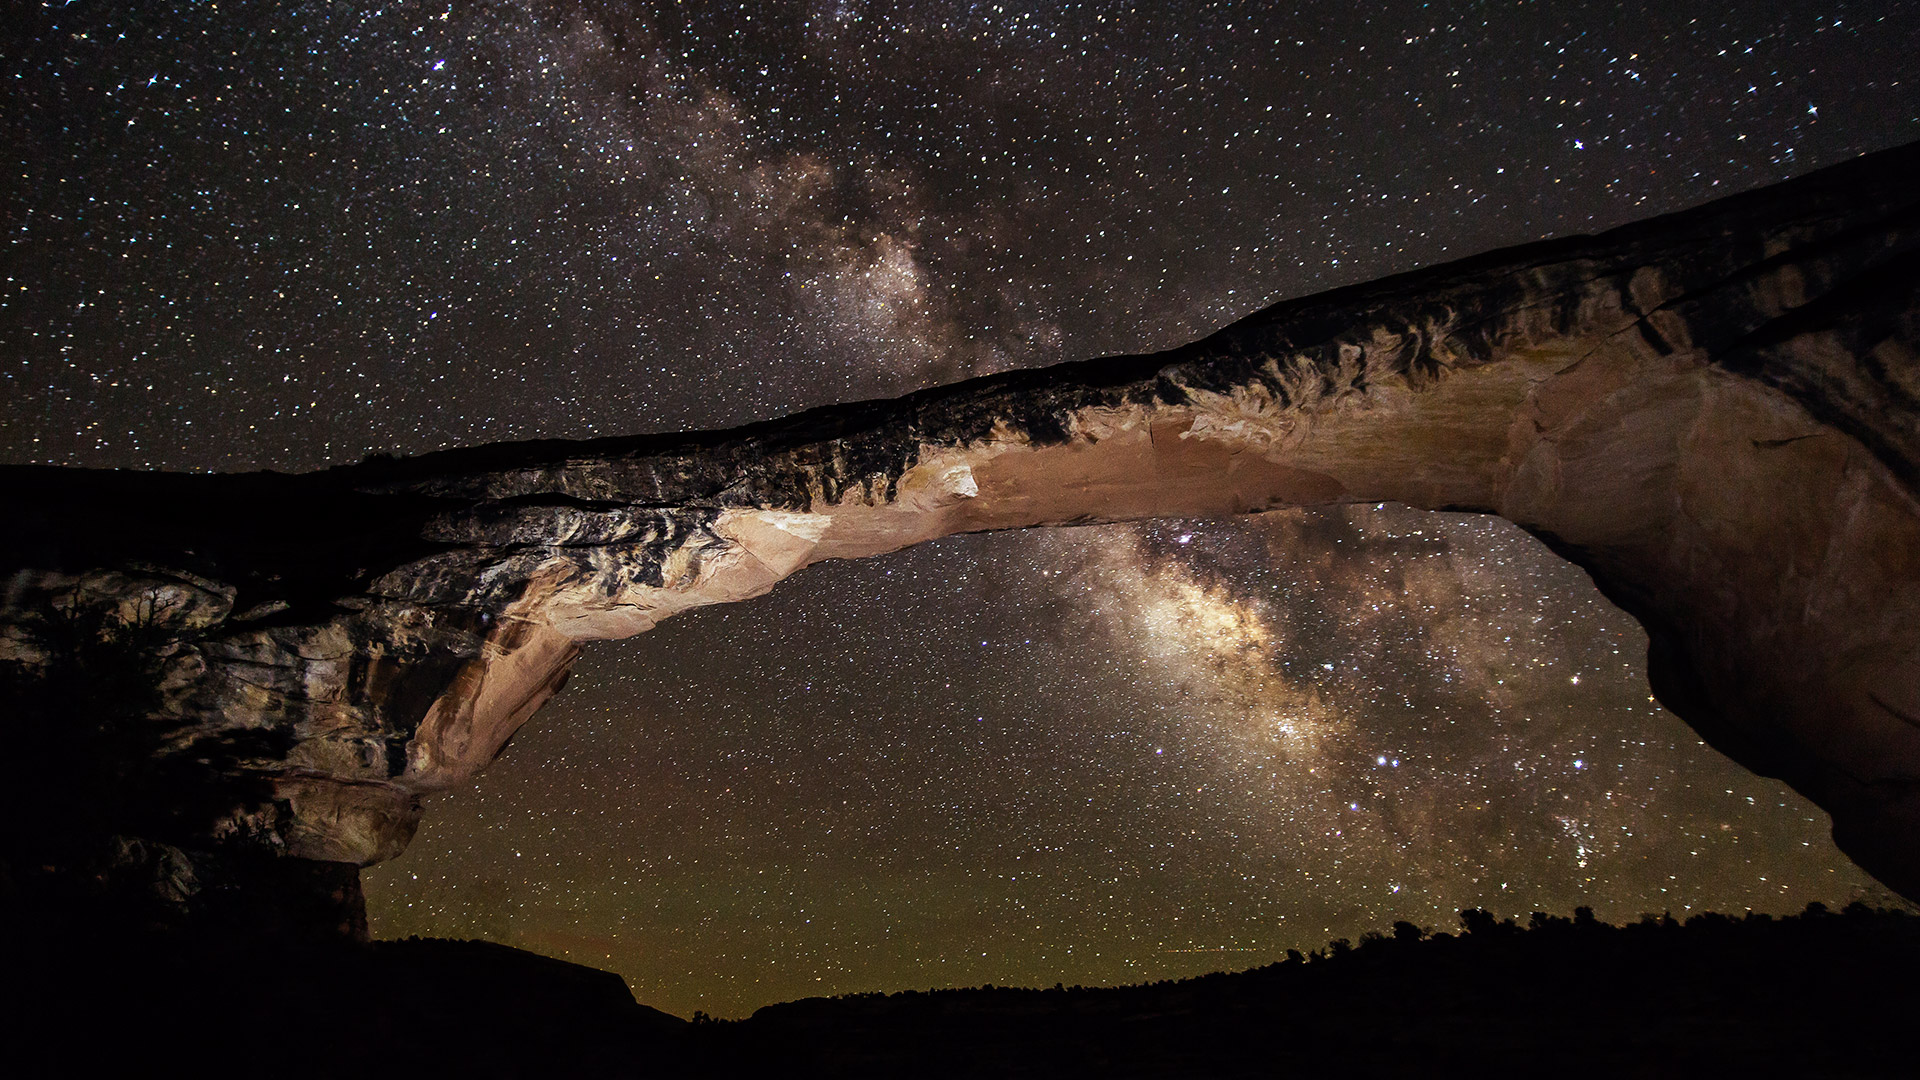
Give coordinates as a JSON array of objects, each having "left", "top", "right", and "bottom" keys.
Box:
[{"left": 6, "top": 1, "right": 1919, "bottom": 1018}]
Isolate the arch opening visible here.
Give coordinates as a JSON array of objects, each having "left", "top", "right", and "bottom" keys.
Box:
[{"left": 364, "top": 507, "right": 1883, "bottom": 1018}]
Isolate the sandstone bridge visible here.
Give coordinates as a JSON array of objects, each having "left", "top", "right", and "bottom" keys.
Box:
[{"left": 3, "top": 142, "right": 1917, "bottom": 933}]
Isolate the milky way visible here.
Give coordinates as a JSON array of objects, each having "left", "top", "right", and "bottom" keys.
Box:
[{"left": 6, "top": 1, "right": 1917, "bottom": 1018}]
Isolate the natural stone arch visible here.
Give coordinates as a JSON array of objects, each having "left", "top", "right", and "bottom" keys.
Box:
[{"left": 3, "top": 141, "right": 1918, "bottom": 930}]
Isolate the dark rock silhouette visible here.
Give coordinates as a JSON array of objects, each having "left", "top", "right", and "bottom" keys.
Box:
[
  {"left": 6, "top": 931, "right": 680, "bottom": 1077},
  {"left": 7, "top": 904, "right": 1914, "bottom": 1077},
  {"left": 4, "top": 141, "right": 1920, "bottom": 932},
  {"left": 693, "top": 903, "right": 1920, "bottom": 1078}
]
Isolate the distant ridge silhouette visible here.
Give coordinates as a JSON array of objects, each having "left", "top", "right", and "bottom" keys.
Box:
[
  {"left": 6, "top": 903, "right": 1916, "bottom": 1077},
  {"left": 696, "top": 902, "right": 1918, "bottom": 1077}
]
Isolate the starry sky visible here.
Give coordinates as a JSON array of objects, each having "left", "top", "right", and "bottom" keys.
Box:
[{"left": 6, "top": 1, "right": 1919, "bottom": 1018}]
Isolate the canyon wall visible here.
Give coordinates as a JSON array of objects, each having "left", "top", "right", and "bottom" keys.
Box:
[{"left": 4, "top": 142, "right": 1918, "bottom": 930}]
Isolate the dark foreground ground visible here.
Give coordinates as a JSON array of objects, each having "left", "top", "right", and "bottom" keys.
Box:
[{"left": 5, "top": 904, "right": 1916, "bottom": 1077}]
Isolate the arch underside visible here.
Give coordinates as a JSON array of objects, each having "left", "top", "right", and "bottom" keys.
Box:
[{"left": 3, "top": 141, "right": 1919, "bottom": 921}]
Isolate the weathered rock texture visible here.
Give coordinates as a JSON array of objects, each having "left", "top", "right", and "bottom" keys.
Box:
[{"left": 4, "top": 143, "right": 1919, "bottom": 928}]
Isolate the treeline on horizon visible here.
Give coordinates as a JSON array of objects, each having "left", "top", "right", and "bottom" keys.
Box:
[
  {"left": 12, "top": 900, "right": 1918, "bottom": 1076},
  {"left": 684, "top": 899, "right": 1920, "bottom": 1076},
  {"left": 722, "top": 899, "right": 1916, "bottom": 1016}
]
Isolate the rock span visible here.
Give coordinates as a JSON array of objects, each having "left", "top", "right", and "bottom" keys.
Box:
[{"left": 4, "top": 142, "right": 1918, "bottom": 932}]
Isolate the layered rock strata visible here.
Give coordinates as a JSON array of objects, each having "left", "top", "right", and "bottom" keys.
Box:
[{"left": 4, "top": 142, "right": 1919, "bottom": 927}]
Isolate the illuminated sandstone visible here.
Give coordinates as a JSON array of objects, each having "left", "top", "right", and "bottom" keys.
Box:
[{"left": 4, "top": 141, "right": 1918, "bottom": 928}]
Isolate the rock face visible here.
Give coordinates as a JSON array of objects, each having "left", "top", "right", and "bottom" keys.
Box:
[{"left": 4, "top": 142, "right": 1919, "bottom": 930}]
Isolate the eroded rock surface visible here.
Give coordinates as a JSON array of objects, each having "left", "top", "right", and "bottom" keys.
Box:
[{"left": 4, "top": 142, "right": 1918, "bottom": 929}]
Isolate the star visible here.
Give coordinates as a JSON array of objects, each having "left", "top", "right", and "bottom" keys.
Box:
[{"left": 5, "top": 0, "right": 1907, "bottom": 1019}]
